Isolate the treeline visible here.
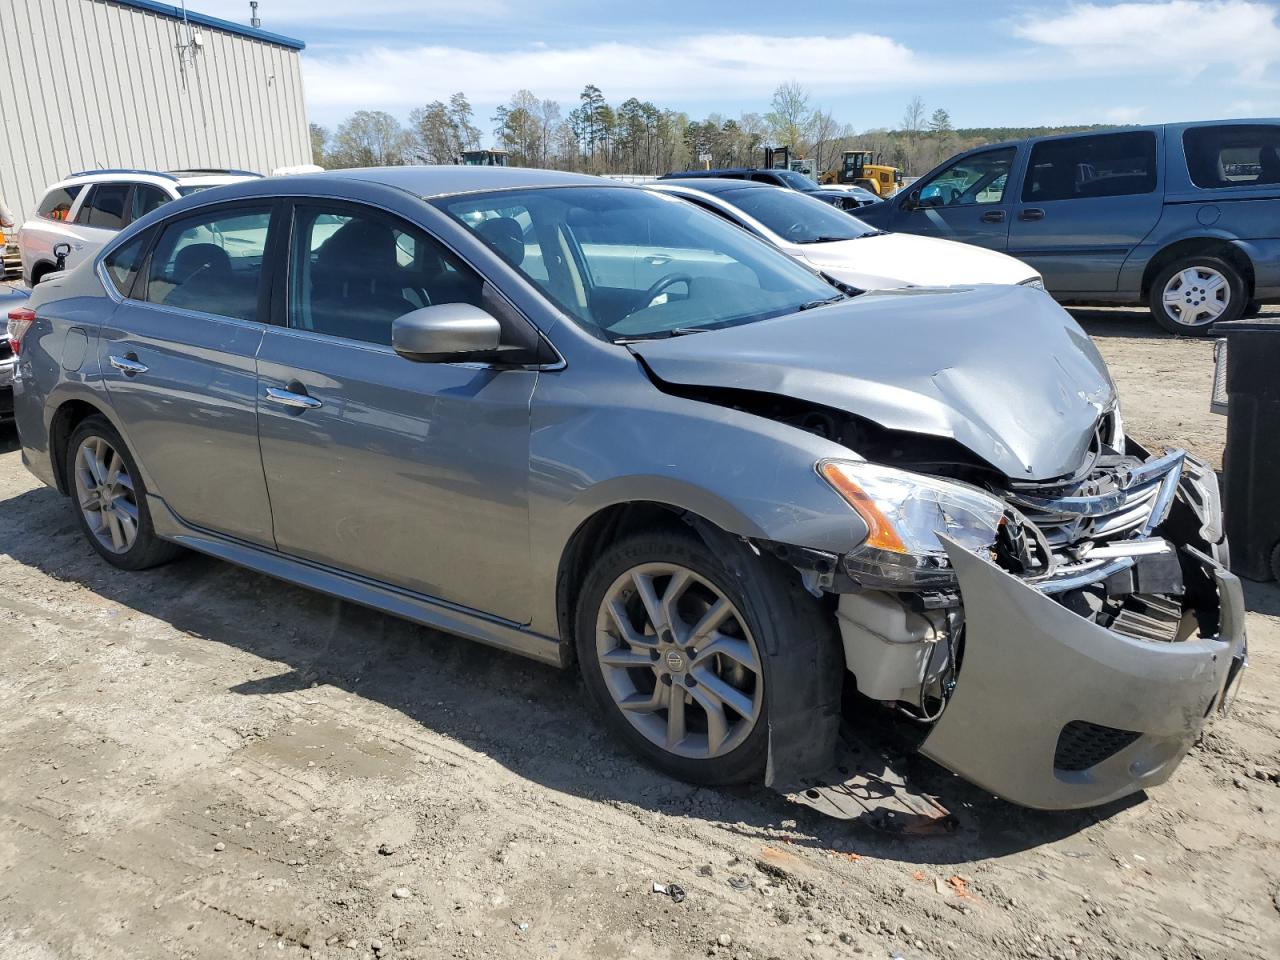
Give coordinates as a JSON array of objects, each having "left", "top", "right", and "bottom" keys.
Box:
[{"left": 309, "top": 84, "right": 1109, "bottom": 178}]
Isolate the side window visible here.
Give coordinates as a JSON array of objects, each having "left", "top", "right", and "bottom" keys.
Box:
[
  {"left": 37, "top": 184, "right": 83, "bottom": 221},
  {"left": 103, "top": 230, "right": 151, "bottom": 298},
  {"left": 131, "top": 184, "right": 172, "bottom": 221},
  {"left": 1184, "top": 124, "right": 1280, "bottom": 189},
  {"left": 288, "top": 204, "right": 484, "bottom": 346},
  {"left": 1023, "top": 132, "right": 1157, "bottom": 202},
  {"left": 918, "top": 147, "right": 1015, "bottom": 207},
  {"left": 76, "top": 183, "right": 131, "bottom": 229},
  {"left": 144, "top": 206, "right": 272, "bottom": 322}
]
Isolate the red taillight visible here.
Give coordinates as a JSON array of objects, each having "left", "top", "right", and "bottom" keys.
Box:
[{"left": 7, "top": 306, "right": 36, "bottom": 355}]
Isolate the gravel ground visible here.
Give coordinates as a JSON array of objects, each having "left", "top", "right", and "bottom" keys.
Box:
[{"left": 0, "top": 303, "right": 1277, "bottom": 960}]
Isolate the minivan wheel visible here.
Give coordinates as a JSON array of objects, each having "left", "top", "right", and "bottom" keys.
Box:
[
  {"left": 1149, "top": 255, "right": 1246, "bottom": 335},
  {"left": 575, "top": 530, "right": 788, "bottom": 785},
  {"left": 67, "top": 416, "right": 182, "bottom": 570}
]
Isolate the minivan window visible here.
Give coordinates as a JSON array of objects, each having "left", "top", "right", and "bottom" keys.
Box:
[
  {"left": 1023, "top": 132, "right": 1157, "bottom": 202},
  {"left": 77, "top": 183, "right": 131, "bottom": 230},
  {"left": 37, "top": 184, "right": 83, "bottom": 221},
  {"left": 288, "top": 204, "right": 484, "bottom": 346},
  {"left": 1184, "top": 124, "right": 1280, "bottom": 189},
  {"left": 103, "top": 230, "right": 151, "bottom": 298},
  {"left": 440, "top": 186, "right": 840, "bottom": 341},
  {"left": 918, "top": 147, "right": 1015, "bottom": 207},
  {"left": 145, "top": 206, "right": 272, "bottom": 322}
]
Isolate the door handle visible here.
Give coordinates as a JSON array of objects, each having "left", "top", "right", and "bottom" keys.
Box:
[
  {"left": 645, "top": 254, "right": 672, "bottom": 266},
  {"left": 264, "top": 386, "right": 322, "bottom": 410},
  {"left": 1019, "top": 208, "right": 1045, "bottom": 221},
  {"left": 980, "top": 210, "right": 1005, "bottom": 224},
  {"left": 108, "top": 354, "right": 148, "bottom": 376}
]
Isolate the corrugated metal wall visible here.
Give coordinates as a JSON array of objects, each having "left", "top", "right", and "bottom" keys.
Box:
[{"left": 0, "top": 0, "right": 310, "bottom": 223}]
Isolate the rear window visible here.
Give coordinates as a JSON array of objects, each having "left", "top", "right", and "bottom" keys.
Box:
[
  {"left": 1023, "top": 132, "right": 1157, "bottom": 202},
  {"left": 76, "top": 183, "right": 131, "bottom": 230},
  {"left": 37, "top": 184, "right": 84, "bottom": 221},
  {"left": 1184, "top": 124, "right": 1280, "bottom": 189}
]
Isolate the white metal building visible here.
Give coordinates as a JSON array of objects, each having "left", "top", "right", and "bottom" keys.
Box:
[{"left": 0, "top": 0, "right": 311, "bottom": 230}]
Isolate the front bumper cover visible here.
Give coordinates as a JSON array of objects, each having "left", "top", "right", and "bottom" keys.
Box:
[{"left": 919, "top": 537, "right": 1246, "bottom": 809}]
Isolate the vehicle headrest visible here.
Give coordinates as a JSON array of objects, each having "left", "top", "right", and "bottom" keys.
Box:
[
  {"left": 317, "top": 219, "right": 400, "bottom": 273},
  {"left": 475, "top": 217, "right": 525, "bottom": 266},
  {"left": 173, "top": 243, "right": 231, "bottom": 281}
]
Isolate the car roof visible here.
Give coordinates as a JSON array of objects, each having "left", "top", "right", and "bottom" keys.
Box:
[
  {"left": 653, "top": 178, "right": 776, "bottom": 196},
  {"left": 311, "top": 165, "right": 612, "bottom": 197}
]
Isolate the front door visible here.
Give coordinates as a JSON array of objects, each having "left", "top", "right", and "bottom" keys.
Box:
[
  {"left": 97, "top": 201, "right": 277, "bottom": 545},
  {"left": 1008, "top": 131, "right": 1164, "bottom": 293},
  {"left": 255, "top": 201, "right": 538, "bottom": 623},
  {"left": 894, "top": 146, "right": 1019, "bottom": 250}
]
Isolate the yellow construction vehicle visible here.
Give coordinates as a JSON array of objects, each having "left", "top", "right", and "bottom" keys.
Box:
[{"left": 824, "top": 150, "right": 903, "bottom": 196}]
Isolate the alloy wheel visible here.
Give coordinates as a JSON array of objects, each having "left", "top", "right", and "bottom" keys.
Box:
[
  {"left": 1162, "top": 265, "right": 1230, "bottom": 327},
  {"left": 73, "top": 435, "right": 139, "bottom": 554},
  {"left": 594, "top": 562, "right": 764, "bottom": 760}
]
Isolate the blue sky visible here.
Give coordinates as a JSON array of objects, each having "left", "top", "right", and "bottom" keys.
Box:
[{"left": 194, "top": 0, "right": 1280, "bottom": 136}]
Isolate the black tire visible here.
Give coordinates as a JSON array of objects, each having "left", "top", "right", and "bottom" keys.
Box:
[
  {"left": 1149, "top": 255, "right": 1246, "bottom": 336},
  {"left": 575, "top": 527, "right": 836, "bottom": 786},
  {"left": 1243, "top": 299, "right": 1263, "bottom": 319},
  {"left": 66, "top": 415, "right": 182, "bottom": 570}
]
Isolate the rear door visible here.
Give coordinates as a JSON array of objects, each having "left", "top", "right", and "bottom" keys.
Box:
[
  {"left": 70, "top": 183, "right": 133, "bottom": 260},
  {"left": 1008, "top": 131, "right": 1163, "bottom": 293},
  {"left": 893, "top": 146, "right": 1018, "bottom": 249},
  {"left": 97, "top": 201, "right": 277, "bottom": 546}
]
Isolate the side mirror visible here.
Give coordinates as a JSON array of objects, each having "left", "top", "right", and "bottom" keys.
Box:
[
  {"left": 902, "top": 189, "right": 921, "bottom": 211},
  {"left": 392, "top": 303, "right": 502, "bottom": 363},
  {"left": 53, "top": 242, "right": 71, "bottom": 270}
]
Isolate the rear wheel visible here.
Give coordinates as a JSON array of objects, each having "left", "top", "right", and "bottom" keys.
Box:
[
  {"left": 577, "top": 529, "right": 804, "bottom": 785},
  {"left": 67, "top": 416, "right": 182, "bottom": 570},
  {"left": 1149, "top": 255, "right": 1246, "bottom": 335}
]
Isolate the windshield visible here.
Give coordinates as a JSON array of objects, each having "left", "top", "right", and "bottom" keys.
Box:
[
  {"left": 722, "top": 187, "right": 878, "bottom": 243},
  {"left": 772, "top": 170, "right": 819, "bottom": 192},
  {"left": 438, "top": 186, "right": 841, "bottom": 341},
  {"left": 176, "top": 185, "right": 215, "bottom": 196}
]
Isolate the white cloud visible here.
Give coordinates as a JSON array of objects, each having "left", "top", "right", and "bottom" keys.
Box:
[
  {"left": 301, "top": 30, "right": 1002, "bottom": 117},
  {"left": 1016, "top": 1, "right": 1280, "bottom": 82}
]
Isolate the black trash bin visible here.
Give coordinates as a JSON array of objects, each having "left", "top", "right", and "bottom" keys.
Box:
[{"left": 1213, "top": 316, "right": 1280, "bottom": 581}]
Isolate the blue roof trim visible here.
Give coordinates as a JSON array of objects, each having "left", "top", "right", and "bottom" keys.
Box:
[{"left": 104, "top": 0, "right": 306, "bottom": 50}]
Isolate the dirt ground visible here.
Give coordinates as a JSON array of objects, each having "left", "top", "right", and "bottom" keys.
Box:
[{"left": 0, "top": 306, "right": 1277, "bottom": 960}]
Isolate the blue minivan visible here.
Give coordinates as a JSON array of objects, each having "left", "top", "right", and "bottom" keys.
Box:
[{"left": 856, "top": 119, "right": 1280, "bottom": 334}]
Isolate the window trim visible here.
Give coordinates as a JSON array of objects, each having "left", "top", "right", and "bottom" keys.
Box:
[
  {"left": 134, "top": 198, "right": 280, "bottom": 324},
  {"left": 275, "top": 197, "right": 554, "bottom": 365},
  {"left": 1020, "top": 130, "right": 1158, "bottom": 204}
]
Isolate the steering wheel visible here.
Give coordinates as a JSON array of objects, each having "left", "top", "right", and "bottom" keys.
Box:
[
  {"left": 622, "top": 273, "right": 693, "bottom": 319},
  {"left": 783, "top": 221, "right": 808, "bottom": 239},
  {"left": 947, "top": 187, "right": 962, "bottom": 204}
]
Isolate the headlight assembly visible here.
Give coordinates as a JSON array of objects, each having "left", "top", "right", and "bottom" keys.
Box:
[
  {"left": 1019, "top": 276, "right": 1045, "bottom": 289},
  {"left": 818, "top": 459, "right": 1013, "bottom": 589}
]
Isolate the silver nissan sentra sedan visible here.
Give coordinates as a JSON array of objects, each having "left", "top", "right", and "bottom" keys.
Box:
[{"left": 7, "top": 166, "right": 1246, "bottom": 809}]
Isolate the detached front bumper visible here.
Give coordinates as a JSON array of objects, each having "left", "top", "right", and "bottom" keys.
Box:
[{"left": 919, "top": 538, "right": 1246, "bottom": 809}]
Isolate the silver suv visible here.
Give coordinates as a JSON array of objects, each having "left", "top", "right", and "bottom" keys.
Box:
[
  {"left": 18, "top": 168, "right": 259, "bottom": 286},
  {"left": 8, "top": 166, "right": 1246, "bottom": 810}
]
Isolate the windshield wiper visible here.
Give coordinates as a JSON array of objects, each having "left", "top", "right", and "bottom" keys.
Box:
[
  {"left": 793, "top": 235, "right": 854, "bottom": 244},
  {"left": 614, "top": 327, "right": 712, "bottom": 343},
  {"left": 797, "top": 294, "right": 848, "bottom": 311}
]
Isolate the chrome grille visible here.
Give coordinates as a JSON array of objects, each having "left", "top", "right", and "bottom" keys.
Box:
[{"left": 1003, "top": 449, "right": 1185, "bottom": 552}]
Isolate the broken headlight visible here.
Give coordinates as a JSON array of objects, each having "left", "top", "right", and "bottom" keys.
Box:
[{"left": 819, "top": 460, "right": 1010, "bottom": 589}]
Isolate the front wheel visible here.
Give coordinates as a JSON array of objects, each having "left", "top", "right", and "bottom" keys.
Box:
[
  {"left": 1149, "top": 255, "right": 1246, "bottom": 335},
  {"left": 576, "top": 530, "right": 776, "bottom": 785}
]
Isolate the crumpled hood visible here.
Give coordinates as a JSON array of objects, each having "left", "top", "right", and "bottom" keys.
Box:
[
  {"left": 798, "top": 232, "right": 1038, "bottom": 288},
  {"left": 630, "top": 284, "right": 1115, "bottom": 481}
]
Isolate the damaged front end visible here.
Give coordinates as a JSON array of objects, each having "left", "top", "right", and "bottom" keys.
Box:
[{"left": 827, "top": 436, "right": 1247, "bottom": 809}]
